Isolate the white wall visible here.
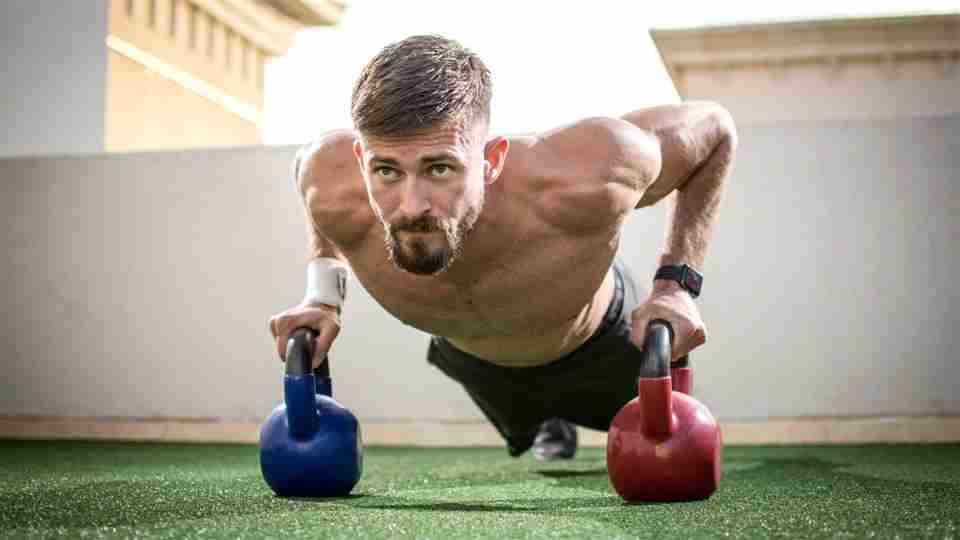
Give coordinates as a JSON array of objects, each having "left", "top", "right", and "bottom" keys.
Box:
[
  {"left": 1, "top": 114, "right": 958, "bottom": 424},
  {"left": 0, "top": 1, "right": 108, "bottom": 158},
  {"left": 693, "top": 115, "right": 959, "bottom": 418},
  {"left": 681, "top": 59, "right": 960, "bottom": 127}
]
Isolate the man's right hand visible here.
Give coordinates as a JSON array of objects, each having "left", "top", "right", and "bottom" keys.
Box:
[{"left": 269, "top": 303, "right": 342, "bottom": 369}]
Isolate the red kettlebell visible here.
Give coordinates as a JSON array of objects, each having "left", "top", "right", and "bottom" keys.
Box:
[{"left": 606, "top": 319, "right": 722, "bottom": 503}]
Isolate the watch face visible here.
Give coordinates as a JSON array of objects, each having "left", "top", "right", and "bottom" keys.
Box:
[{"left": 683, "top": 269, "right": 702, "bottom": 294}]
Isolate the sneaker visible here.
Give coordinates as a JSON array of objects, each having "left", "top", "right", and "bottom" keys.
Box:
[{"left": 532, "top": 418, "right": 578, "bottom": 461}]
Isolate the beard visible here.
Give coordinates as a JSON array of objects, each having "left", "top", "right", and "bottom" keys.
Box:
[{"left": 384, "top": 202, "right": 482, "bottom": 276}]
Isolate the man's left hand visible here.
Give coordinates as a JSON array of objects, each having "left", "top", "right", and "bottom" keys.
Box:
[{"left": 630, "top": 281, "right": 706, "bottom": 361}]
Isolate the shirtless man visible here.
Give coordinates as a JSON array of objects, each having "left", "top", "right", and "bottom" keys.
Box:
[{"left": 269, "top": 35, "right": 737, "bottom": 460}]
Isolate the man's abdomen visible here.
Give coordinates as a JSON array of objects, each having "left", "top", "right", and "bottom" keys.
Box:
[{"left": 444, "top": 267, "right": 617, "bottom": 366}]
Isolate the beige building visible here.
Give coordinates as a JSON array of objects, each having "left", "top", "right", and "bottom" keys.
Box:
[
  {"left": 106, "top": 0, "right": 345, "bottom": 152},
  {"left": 651, "top": 13, "right": 959, "bottom": 125},
  {"left": 0, "top": 1, "right": 343, "bottom": 158}
]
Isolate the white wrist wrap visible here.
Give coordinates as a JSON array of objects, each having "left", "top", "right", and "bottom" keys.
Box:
[{"left": 304, "top": 257, "right": 349, "bottom": 308}]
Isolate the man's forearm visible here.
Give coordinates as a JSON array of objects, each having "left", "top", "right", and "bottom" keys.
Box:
[
  {"left": 656, "top": 131, "right": 736, "bottom": 283},
  {"left": 307, "top": 223, "right": 345, "bottom": 261}
]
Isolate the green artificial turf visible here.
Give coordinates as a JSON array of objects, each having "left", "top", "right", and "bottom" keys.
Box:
[{"left": 0, "top": 440, "right": 958, "bottom": 539}]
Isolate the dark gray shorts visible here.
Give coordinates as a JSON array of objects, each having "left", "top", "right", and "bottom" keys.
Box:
[{"left": 426, "top": 258, "right": 646, "bottom": 455}]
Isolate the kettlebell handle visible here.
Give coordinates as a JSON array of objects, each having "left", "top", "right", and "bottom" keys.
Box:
[
  {"left": 286, "top": 327, "right": 331, "bottom": 378},
  {"left": 638, "top": 319, "right": 690, "bottom": 379}
]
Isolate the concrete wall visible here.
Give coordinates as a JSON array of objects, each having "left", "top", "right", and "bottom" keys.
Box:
[
  {"left": 0, "top": 1, "right": 109, "bottom": 158},
  {"left": 682, "top": 59, "right": 960, "bottom": 127},
  {"left": 1, "top": 114, "right": 957, "bottom": 425},
  {"left": 694, "top": 115, "right": 959, "bottom": 418}
]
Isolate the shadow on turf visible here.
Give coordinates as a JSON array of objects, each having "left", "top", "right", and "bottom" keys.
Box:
[
  {"left": 286, "top": 493, "right": 368, "bottom": 503},
  {"left": 348, "top": 499, "right": 537, "bottom": 512},
  {"left": 534, "top": 469, "right": 706, "bottom": 507},
  {"left": 535, "top": 468, "right": 607, "bottom": 479},
  {"left": 532, "top": 458, "right": 792, "bottom": 495},
  {"left": 285, "top": 468, "right": 618, "bottom": 513},
  {"left": 334, "top": 495, "right": 624, "bottom": 513}
]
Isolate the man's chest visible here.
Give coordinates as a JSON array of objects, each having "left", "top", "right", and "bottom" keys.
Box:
[{"left": 345, "top": 230, "right": 619, "bottom": 339}]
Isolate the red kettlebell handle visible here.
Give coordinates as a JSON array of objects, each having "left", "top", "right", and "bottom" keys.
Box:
[
  {"left": 672, "top": 355, "right": 692, "bottom": 395},
  {"left": 642, "top": 320, "right": 693, "bottom": 395}
]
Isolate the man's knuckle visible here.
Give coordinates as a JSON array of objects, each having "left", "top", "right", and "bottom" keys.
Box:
[{"left": 690, "top": 326, "right": 707, "bottom": 344}]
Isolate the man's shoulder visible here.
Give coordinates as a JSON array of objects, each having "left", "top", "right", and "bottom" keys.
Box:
[
  {"left": 538, "top": 117, "right": 659, "bottom": 181},
  {"left": 295, "top": 130, "right": 374, "bottom": 246},
  {"left": 502, "top": 117, "right": 660, "bottom": 231},
  {"left": 295, "top": 130, "right": 359, "bottom": 193}
]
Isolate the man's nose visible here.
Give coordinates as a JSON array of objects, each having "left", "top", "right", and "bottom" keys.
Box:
[{"left": 399, "top": 179, "right": 432, "bottom": 216}]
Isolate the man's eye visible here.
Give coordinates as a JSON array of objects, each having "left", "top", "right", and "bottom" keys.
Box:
[
  {"left": 375, "top": 167, "right": 399, "bottom": 179},
  {"left": 429, "top": 164, "right": 450, "bottom": 176}
]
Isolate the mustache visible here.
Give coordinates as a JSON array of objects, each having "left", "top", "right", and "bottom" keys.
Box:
[{"left": 391, "top": 215, "right": 445, "bottom": 233}]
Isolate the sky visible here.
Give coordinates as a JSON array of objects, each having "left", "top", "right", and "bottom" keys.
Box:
[{"left": 262, "top": 0, "right": 958, "bottom": 143}]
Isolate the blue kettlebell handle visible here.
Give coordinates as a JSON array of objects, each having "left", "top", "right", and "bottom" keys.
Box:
[
  {"left": 286, "top": 327, "right": 333, "bottom": 397},
  {"left": 287, "top": 328, "right": 331, "bottom": 376}
]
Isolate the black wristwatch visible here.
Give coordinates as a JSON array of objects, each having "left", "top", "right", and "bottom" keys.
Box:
[{"left": 654, "top": 264, "right": 703, "bottom": 299}]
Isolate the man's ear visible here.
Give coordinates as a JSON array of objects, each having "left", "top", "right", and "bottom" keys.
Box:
[{"left": 483, "top": 136, "right": 509, "bottom": 184}]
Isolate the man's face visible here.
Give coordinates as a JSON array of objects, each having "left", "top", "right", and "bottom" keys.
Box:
[{"left": 355, "top": 121, "right": 488, "bottom": 276}]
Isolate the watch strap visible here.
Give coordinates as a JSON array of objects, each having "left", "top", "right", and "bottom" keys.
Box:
[{"left": 654, "top": 264, "right": 703, "bottom": 298}]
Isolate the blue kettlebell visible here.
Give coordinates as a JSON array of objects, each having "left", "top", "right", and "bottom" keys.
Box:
[{"left": 259, "top": 327, "right": 363, "bottom": 497}]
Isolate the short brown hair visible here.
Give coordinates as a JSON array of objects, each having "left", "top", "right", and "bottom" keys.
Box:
[{"left": 351, "top": 35, "right": 492, "bottom": 138}]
